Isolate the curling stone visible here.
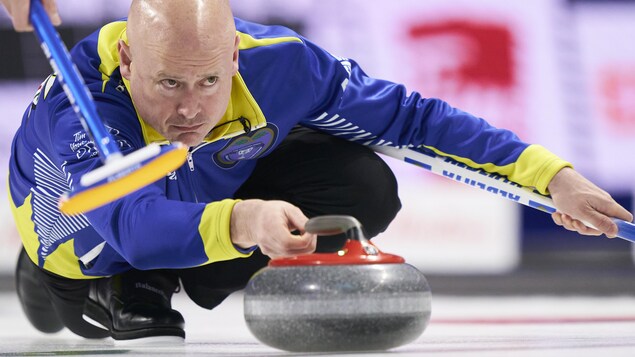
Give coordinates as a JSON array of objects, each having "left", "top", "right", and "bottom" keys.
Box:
[{"left": 243, "top": 215, "right": 431, "bottom": 352}]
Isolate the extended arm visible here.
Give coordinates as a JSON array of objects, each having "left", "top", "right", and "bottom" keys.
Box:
[{"left": 293, "top": 36, "right": 632, "bottom": 238}]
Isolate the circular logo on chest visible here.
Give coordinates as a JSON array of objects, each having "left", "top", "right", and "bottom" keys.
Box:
[{"left": 213, "top": 124, "right": 279, "bottom": 168}]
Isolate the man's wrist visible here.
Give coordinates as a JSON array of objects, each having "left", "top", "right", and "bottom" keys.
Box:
[
  {"left": 229, "top": 200, "right": 257, "bottom": 249},
  {"left": 547, "top": 166, "right": 575, "bottom": 195}
]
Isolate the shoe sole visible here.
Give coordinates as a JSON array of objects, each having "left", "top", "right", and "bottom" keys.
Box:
[
  {"left": 83, "top": 298, "right": 185, "bottom": 340},
  {"left": 113, "top": 335, "right": 185, "bottom": 346}
]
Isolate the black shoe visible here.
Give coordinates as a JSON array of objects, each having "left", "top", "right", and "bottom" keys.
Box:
[
  {"left": 83, "top": 269, "right": 185, "bottom": 341},
  {"left": 15, "top": 247, "right": 65, "bottom": 333}
]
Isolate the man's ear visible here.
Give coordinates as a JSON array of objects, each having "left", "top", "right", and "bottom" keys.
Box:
[
  {"left": 231, "top": 35, "right": 240, "bottom": 76},
  {"left": 118, "top": 39, "right": 132, "bottom": 79}
]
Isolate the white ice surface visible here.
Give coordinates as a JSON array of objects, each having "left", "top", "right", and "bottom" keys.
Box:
[{"left": 1, "top": 291, "right": 635, "bottom": 356}]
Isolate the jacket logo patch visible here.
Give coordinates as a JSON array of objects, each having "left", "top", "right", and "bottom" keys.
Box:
[
  {"left": 70, "top": 126, "right": 131, "bottom": 160},
  {"left": 213, "top": 124, "right": 278, "bottom": 168}
]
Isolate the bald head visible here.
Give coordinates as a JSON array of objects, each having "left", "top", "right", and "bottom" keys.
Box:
[
  {"left": 118, "top": 0, "right": 241, "bottom": 147},
  {"left": 127, "top": 0, "right": 235, "bottom": 54}
]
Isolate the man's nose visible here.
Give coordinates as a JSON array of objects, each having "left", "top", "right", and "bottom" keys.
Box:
[{"left": 176, "top": 91, "right": 202, "bottom": 119}]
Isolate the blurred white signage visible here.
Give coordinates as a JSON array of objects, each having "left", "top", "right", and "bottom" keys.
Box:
[{"left": 1, "top": 0, "right": 634, "bottom": 274}]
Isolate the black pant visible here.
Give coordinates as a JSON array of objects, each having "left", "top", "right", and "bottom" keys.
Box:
[{"left": 18, "top": 127, "right": 401, "bottom": 336}]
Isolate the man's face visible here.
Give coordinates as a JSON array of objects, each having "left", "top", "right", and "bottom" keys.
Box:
[{"left": 119, "top": 35, "right": 239, "bottom": 147}]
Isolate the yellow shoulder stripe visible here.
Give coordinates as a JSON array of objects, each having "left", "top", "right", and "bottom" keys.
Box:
[{"left": 237, "top": 31, "right": 303, "bottom": 50}]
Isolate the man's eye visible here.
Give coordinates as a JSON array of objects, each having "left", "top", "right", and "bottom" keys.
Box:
[
  {"left": 161, "top": 79, "right": 178, "bottom": 88},
  {"left": 204, "top": 76, "right": 218, "bottom": 86}
]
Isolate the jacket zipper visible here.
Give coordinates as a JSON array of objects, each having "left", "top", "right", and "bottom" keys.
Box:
[
  {"left": 186, "top": 142, "right": 214, "bottom": 172},
  {"left": 184, "top": 142, "right": 213, "bottom": 203},
  {"left": 187, "top": 150, "right": 195, "bottom": 171}
]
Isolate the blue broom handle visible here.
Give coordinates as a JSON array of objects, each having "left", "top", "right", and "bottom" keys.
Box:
[
  {"left": 29, "top": 0, "right": 121, "bottom": 162},
  {"left": 373, "top": 146, "right": 635, "bottom": 243}
]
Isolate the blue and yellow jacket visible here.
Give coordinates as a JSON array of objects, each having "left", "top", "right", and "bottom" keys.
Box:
[{"left": 8, "top": 18, "right": 570, "bottom": 279}]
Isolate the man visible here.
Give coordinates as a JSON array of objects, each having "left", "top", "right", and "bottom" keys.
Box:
[{"left": 8, "top": 0, "right": 632, "bottom": 342}]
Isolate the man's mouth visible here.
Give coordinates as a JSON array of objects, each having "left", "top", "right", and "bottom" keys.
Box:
[{"left": 173, "top": 123, "right": 204, "bottom": 132}]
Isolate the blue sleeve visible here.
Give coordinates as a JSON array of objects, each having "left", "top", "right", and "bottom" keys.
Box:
[
  {"left": 295, "top": 38, "right": 570, "bottom": 190},
  {"left": 296, "top": 38, "right": 525, "bottom": 163}
]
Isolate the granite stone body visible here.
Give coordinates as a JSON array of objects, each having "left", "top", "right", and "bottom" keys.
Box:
[{"left": 244, "top": 263, "right": 431, "bottom": 352}]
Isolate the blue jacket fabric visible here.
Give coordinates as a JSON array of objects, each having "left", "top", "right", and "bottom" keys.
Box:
[{"left": 8, "top": 18, "right": 571, "bottom": 279}]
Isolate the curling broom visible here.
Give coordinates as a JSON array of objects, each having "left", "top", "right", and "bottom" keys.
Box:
[{"left": 29, "top": 0, "right": 187, "bottom": 215}]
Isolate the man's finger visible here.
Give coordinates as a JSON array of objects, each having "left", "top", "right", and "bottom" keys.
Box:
[
  {"left": 584, "top": 211, "right": 618, "bottom": 237},
  {"left": 280, "top": 231, "right": 316, "bottom": 251},
  {"left": 284, "top": 206, "right": 310, "bottom": 234},
  {"left": 601, "top": 201, "right": 634, "bottom": 223},
  {"left": 43, "top": 0, "right": 61, "bottom": 25},
  {"left": 11, "top": 1, "right": 33, "bottom": 32},
  {"left": 572, "top": 220, "right": 603, "bottom": 236}
]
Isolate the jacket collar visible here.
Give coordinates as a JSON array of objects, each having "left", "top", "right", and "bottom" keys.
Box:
[{"left": 108, "top": 23, "right": 267, "bottom": 145}]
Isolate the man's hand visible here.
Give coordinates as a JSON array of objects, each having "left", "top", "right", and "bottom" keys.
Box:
[
  {"left": 230, "top": 199, "right": 317, "bottom": 258},
  {"left": 548, "top": 167, "right": 633, "bottom": 238},
  {"left": 1, "top": 0, "right": 61, "bottom": 32}
]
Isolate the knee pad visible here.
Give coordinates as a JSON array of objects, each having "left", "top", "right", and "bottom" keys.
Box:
[{"left": 15, "top": 248, "right": 65, "bottom": 333}]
